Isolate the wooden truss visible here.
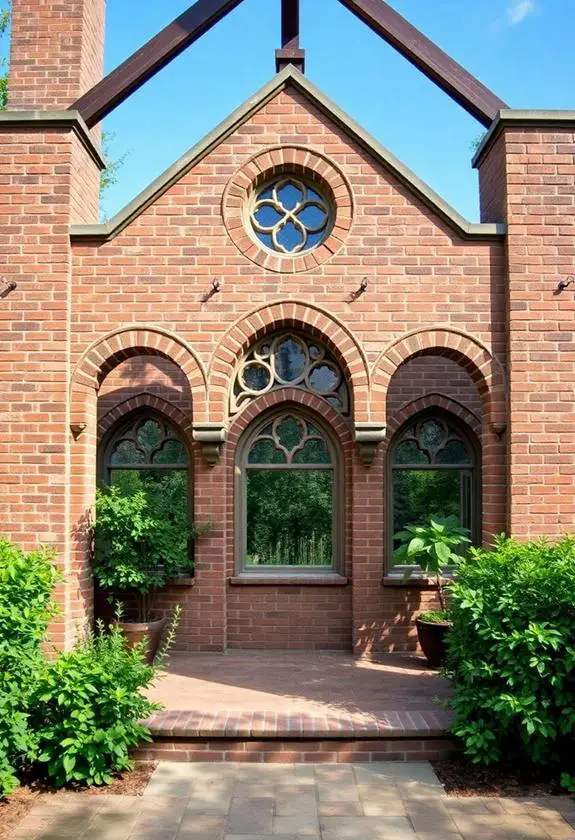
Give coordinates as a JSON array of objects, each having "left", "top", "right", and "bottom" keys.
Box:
[{"left": 70, "top": 0, "right": 508, "bottom": 128}]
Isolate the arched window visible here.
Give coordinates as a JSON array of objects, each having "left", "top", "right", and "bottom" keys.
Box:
[
  {"left": 100, "top": 412, "right": 192, "bottom": 570},
  {"left": 231, "top": 332, "right": 349, "bottom": 416},
  {"left": 388, "top": 410, "right": 480, "bottom": 573},
  {"left": 236, "top": 409, "right": 343, "bottom": 574}
]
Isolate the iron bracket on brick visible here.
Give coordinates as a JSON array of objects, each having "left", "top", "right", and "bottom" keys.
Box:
[
  {"left": 192, "top": 423, "right": 228, "bottom": 466},
  {"left": 354, "top": 423, "right": 386, "bottom": 466},
  {"left": 70, "top": 423, "right": 87, "bottom": 440}
]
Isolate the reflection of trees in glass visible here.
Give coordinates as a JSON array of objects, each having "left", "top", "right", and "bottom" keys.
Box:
[
  {"left": 247, "top": 471, "right": 332, "bottom": 566},
  {"left": 393, "top": 469, "right": 460, "bottom": 535}
]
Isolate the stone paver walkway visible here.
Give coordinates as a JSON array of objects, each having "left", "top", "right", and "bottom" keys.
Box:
[{"left": 11, "top": 761, "right": 575, "bottom": 840}]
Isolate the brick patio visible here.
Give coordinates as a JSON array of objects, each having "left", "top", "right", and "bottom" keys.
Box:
[
  {"left": 137, "top": 652, "right": 454, "bottom": 762},
  {"left": 11, "top": 761, "right": 575, "bottom": 840}
]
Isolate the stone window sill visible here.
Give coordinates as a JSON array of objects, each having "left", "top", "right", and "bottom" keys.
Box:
[
  {"left": 229, "top": 574, "right": 348, "bottom": 586},
  {"left": 166, "top": 576, "right": 195, "bottom": 587}
]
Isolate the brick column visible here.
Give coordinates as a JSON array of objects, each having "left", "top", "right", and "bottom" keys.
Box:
[
  {"left": 8, "top": 0, "right": 105, "bottom": 110},
  {"left": 476, "top": 112, "right": 575, "bottom": 538}
]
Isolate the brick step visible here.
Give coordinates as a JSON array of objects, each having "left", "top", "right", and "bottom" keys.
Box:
[{"left": 134, "top": 708, "right": 457, "bottom": 762}]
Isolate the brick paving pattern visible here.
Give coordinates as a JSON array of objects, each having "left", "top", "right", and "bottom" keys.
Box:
[{"left": 10, "top": 761, "right": 575, "bottom": 839}]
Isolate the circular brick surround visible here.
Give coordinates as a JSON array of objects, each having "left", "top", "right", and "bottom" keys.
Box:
[{"left": 222, "top": 146, "right": 354, "bottom": 273}]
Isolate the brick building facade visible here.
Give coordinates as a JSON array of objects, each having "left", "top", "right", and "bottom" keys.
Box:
[{"left": 1, "top": 0, "right": 574, "bottom": 654}]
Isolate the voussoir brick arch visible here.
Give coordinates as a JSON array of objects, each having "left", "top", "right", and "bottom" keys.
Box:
[
  {"left": 98, "top": 393, "right": 193, "bottom": 441},
  {"left": 71, "top": 325, "right": 208, "bottom": 423},
  {"left": 372, "top": 327, "right": 507, "bottom": 431},
  {"left": 386, "top": 394, "right": 482, "bottom": 443},
  {"left": 208, "top": 301, "right": 370, "bottom": 425}
]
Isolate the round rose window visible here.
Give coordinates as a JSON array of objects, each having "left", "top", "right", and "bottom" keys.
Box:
[{"left": 248, "top": 177, "right": 332, "bottom": 254}]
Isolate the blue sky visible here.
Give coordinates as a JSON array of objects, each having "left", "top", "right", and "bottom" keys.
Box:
[{"left": 6, "top": 0, "right": 575, "bottom": 220}]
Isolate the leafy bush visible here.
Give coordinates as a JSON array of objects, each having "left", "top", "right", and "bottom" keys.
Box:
[
  {"left": 95, "top": 486, "right": 209, "bottom": 621},
  {"left": 393, "top": 515, "right": 470, "bottom": 612},
  {"left": 446, "top": 536, "right": 575, "bottom": 776},
  {"left": 28, "top": 619, "right": 163, "bottom": 788},
  {"left": 0, "top": 539, "right": 60, "bottom": 796}
]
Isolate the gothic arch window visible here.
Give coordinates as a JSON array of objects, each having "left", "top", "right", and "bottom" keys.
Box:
[
  {"left": 236, "top": 409, "right": 343, "bottom": 574},
  {"left": 388, "top": 410, "right": 480, "bottom": 574},
  {"left": 100, "top": 411, "right": 192, "bottom": 570},
  {"left": 231, "top": 332, "right": 349, "bottom": 417}
]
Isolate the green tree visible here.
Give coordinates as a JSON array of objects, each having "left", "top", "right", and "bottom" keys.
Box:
[{"left": 0, "top": 3, "right": 9, "bottom": 110}]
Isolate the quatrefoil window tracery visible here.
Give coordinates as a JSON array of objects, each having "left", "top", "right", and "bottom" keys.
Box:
[
  {"left": 249, "top": 177, "right": 332, "bottom": 254},
  {"left": 231, "top": 333, "right": 349, "bottom": 416}
]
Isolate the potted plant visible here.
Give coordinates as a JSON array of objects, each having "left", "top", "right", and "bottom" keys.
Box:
[
  {"left": 393, "top": 515, "right": 470, "bottom": 667},
  {"left": 94, "top": 485, "right": 209, "bottom": 663}
]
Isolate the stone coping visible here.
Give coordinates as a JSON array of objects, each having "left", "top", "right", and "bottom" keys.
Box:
[
  {"left": 0, "top": 109, "right": 106, "bottom": 169},
  {"left": 142, "top": 708, "right": 452, "bottom": 739},
  {"left": 228, "top": 575, "right": 349, "bottom": 586},
  {"left": 473, "top": 108, "right": 575, "bottom": 168}
]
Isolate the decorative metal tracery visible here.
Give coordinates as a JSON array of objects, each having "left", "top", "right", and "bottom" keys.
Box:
[
  {"left": 231, "top": 332, "right": 349, "bottom": 416},
  {"left": 106, "top": 416, "right": 187, "bottom": 469},
  {"left": 392, "top": 417, "right": 472, "bottom": 467},
  {"left": 248, "top": 177, "right": 332, "bottom": 254}
]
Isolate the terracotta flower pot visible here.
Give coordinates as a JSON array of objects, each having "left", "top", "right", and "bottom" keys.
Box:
[
  {"left": 118, "top": 616, "right": 166, "bottom": 664},
  {"left": 416, "top": 616, "right": 452, "bottom": 668}
]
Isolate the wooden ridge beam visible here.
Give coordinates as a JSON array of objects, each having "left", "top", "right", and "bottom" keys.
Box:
[
  {"left": 276, "top": 0, "right": 305, "bottom": 72},
  {"left": 70, "top": 0, "right": 246, "bottom": 127},
  {"left": 337, "top": 0, "right": 507, "bottom": 126}
]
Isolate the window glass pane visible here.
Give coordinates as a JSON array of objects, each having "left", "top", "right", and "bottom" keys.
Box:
[
  {"left": 309, "top": 364, "right": 339, "bottom": 393},
  {"left": 152, "top": 440, "right": 187, "bottom": 464},
  {"left": 246, "top": 470, "right": 333, "bottom": 566},
  {"left": 393, "top": 441, "right": 428, "bottom": 465},
  {"left": 274, "top": 337, "right": 306, "bottom": 381},
  {"left": 242, "top": 363, "right": 271, "bottom": 392},
  {"left": 392, "top": 469, "right": 462, "bottom": 563},
  {"left": 110, "top": 440, "right": 146, "bottom": 465},
  {"left": 436, "top": 440, "right": 471, "bottom": 464},
  {"left": 136, "top": 419, "right": 163, "bottom": 452},
  {"left": 276, "top": 416, "right": 304, "bottom": 450},
  {"left": 253, "top": 204, "right": 283, "bottom": 229},
  {"left": 277, "top": 181, "right": 304, "bottom": 211},
  {"left": 418, "top": 420, "right": 446, "bottom": 450},
  {"left": 248, "top": 440, "right": 286, "bottom": 465},
  {"left": 276, "top": 220, "right": 304, "bottom": 252},
  {"left": 109, "top": 469, "right": 189, "bottom": 567},
  {"left": 293, "top": 439, "right": 331, "bottom": 464}
]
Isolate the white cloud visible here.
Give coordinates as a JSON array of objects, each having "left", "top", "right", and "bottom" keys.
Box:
[{"left": 507, "top": 0, "right": 536, "bottom": 24}]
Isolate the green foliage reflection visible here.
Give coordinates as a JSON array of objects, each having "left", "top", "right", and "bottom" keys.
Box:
[
  {"left": 246, "top": 470, "right": 332, "bottom": 566},
  {"left": 392, "top": 470, "right": 461, "bottom": 564}
]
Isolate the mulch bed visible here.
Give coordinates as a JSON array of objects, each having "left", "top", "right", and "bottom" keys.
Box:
[
  {"left": 433, "top": 757, "right": 572, "bottom": 798},
  {"left": 0, "top": 761, "right": 157, "bottom": 840}
]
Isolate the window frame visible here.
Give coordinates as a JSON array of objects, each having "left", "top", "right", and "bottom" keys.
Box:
[
  {"left": 98, "top": 408, "right": 194, "bottom": 570},
  {"left": 235, "top": 407, "right": 344, "bottom": 576},
  {"left": 386, "top": 409, "right": 481, "bottom": 579}
]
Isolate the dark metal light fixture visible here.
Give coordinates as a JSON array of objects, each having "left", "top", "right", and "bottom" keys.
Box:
[
  {"left": 349, "top": 277, "right": 368, "bottom": 301},
  {"left": 202, "top": 279, "right": 221, "bottom": 302},
  {"left": 554, "top": 275, "right": 575, "bottom": 295},
  {"left": 0, "top": 278, "right": 17, "bottom": 298}
]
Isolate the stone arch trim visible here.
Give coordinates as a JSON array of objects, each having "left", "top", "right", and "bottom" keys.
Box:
[
  {"left": 222, "top": 145, "right": 354, "bottom": 273},
  {"left": 97, "top": 393, "right": 193, "bottom": 441},
  {"left": 372, "top": 327, "right": 507, "bottom": 429},
  {"left": 386, "top": 393, "right": 482, "bottom": 442},
  {"left": 71, "top": 324, "right": 208, "bottom": 422},
  {"left": 208, "top": 301, "right": 370, "bottom": 425}
]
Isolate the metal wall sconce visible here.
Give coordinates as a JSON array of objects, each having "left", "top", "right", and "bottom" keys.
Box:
[
  {"left": 0, "top": 278, "right": 17, "bottom": 299},
  {"left": 70, "top": 423, "right": 87, "bottom": 440},
  {"left": 202, "top": 279, "right": 221, "bottom": 303},
  {"left": 354, "top": 423, "right": 386, "bottom": 466},
  {"left": 554, "top": 275, "right": 574, "bottom": 295},
  {"left": 192, "top": 424, "right": 227, "bottom": 466},
  {"left": 349, "top": 277, "right": 368, "bottom": 302}
]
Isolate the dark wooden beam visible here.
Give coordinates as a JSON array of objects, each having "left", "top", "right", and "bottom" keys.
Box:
[
  {"left": 337, "top": 0, "right": 507, "bottom": 125},
  {"left": 276, "top": 0, "right": 305, "bottom": 73},
  {"left": 70, "top": 0, "right": 246, "bottom": 127}
]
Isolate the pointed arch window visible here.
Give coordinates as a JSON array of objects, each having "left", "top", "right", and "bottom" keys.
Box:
[
  {"left": 388, "top": 411, "right": 480, "bottom": 574},
  {"left": 236, "top": 409, "right": 343, "bottom": 573},
  {"left": 231, "top": 332, "right": 349, "bottom": 416},
  {"left": 100, "top": 412, "right": 192, "bottom": 570}
]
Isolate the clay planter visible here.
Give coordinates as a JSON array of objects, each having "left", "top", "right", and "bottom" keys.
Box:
[
  {"left": 118, "top": 616, "right": 166, "bottom": 665},
  {"left": 416, "top": 616, "right": 452, "bottom": 668}
]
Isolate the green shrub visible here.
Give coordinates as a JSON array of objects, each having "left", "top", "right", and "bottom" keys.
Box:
[
  {"left": 29, "top": 620, "right": 161, "bottom": 788},
  {"left": 446, "top": 536, "right": 575, "bottom": 775},
  {"left": 0, "top": 539, "right": 60, "bottom": 796}
]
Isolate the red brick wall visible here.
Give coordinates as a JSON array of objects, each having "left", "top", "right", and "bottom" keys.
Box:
[
  {"left": 479, "top": 126, "right": 575, "bottom": 538},
  {"left": 98, "top": 358, "right": 193, "bottom": 422},
  {"left": 386, "top": 357, "right": 482, "bottom": 422}
]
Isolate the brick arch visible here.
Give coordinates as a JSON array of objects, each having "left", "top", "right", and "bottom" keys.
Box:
[
  {"left": 386, "top": 393, "right": 482, "bottom": 442},
  {"left": 372, "top": 327, "right": 506, "bottom": 430},
  {"left": 208, "top": 301, "right": 370, "bottom": 424},
  {"left": 97, "top": 393, "right": 193, "bottom": 441},
  {"left": 71, "top": 324, "right": 208, "bottom": 422}
]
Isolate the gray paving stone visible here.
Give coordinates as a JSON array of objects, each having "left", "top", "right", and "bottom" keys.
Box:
[
  {"left": 225, "top": 796, "right": 274, "bottom": 835},
  {"left": 320, "top": 815, "right": 417, "bottom": 839},
  {"left": 272, "top": 814, "right": 320, "bottom": 835}
]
